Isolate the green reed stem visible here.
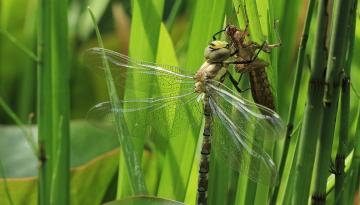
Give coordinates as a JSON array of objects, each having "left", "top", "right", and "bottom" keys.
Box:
[
  {"left": 291, "top": 0, "right": 330, "bottom": 203},
  {"left": 334, "top": 1, "right": 357, "bottom": 204},
  {"left": 37, "top": 0, "right": 70, "bottom": 204},
  {"left": 270, "top": 1, "right": 315, "bottom": 204},
  {"left": 325, "top": 150, "right": 354, "bottom": 194},
  {"left": 311, "top": 0, "right": 354, "bottom": 204},
  {"left": 347, "top": 105, "right": 360, "bottom": 204},
  {"left": 37, "top": 1, "right": 51, "bottom": 203},
  {"left": 87, "top": 7, "right": 147, "bottom": 195}
]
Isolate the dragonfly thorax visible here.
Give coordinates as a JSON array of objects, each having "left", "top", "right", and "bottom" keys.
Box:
[
  {"left": 204, "top": 40, "right": 232, "bottom": 63},
  {"left": 194, "top": 41, "right": 231, "bottom": 93}
]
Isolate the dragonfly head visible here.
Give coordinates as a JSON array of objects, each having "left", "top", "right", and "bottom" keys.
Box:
[{"left": 204, "top": 40, "right": 231, "bottom": 63}]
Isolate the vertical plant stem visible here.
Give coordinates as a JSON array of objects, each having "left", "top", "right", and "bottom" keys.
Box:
[
  {"left": 291, "top": 0, "right": 330, "bottom": 203},
  {"left": 311, "top": 0, "right": 354, "bottom": 204},
  {"left": 334, "top": 0, "right": 357, "bottom": 204},
  {"left": 347, "top": 106, "right": 360, "bottom": 204},
  {"left": 270, "top": 1, "right": 315, "bottom": 204},
  {"left": 37, "top": 0, "right": 52, "bottom": 203},
  {"left": 344, "top": 2, "right": 359, "bottom": 202},
  {"left": 37, "top": 0, "right": 70, "bottom": 204}
]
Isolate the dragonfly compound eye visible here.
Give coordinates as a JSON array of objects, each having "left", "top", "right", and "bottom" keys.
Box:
[{"left": 225, "top": 25, "right": 237, "bottom": 36}]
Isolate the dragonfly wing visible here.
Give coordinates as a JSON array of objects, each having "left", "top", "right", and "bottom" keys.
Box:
[
  {"left": 206, "top": 80, "right": 286, "bottom": 141},
  {"left": 206, "top": 80, "right": 286, "bottom": 185},
  {"left": 83, "top": 48, "right": 195, "bottom": 98},
  {"left": 88, "top": 91, "right": 199, "bottom": 118},
  {"left": 209, "top": 94, "right": 278, "bottom": 186},
  {"left": 84, "top": 48, "right": 203, "bottom": 150},
  {"left": 87, "top": 90, "right": 201, "bottom": 140}
]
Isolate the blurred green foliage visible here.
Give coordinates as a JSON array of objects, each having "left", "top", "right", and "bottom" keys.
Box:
[{"left": 0, "top": 0, "right": 359, "bottom": 204}]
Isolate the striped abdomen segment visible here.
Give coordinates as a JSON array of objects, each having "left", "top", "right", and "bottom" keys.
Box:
[{"left": 197, "top": 96, "right": 212, "bottom": 205}]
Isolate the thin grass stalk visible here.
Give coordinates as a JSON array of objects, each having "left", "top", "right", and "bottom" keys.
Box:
[
  {"left": 347, "top": 106, "right": 360, "bottom": 204},
  {"left": 291, "top": 0, "right": 330, "bottom": 203},
  {"left": 311, "top": 0, "right": 354, "bottom": 204},
  {"left": 270, "top": 2, "right": 315, "bottom": 204},
  {"left": 37, "top": 0, "right": 53, "bottom": 203},
  {"left": 334, "top": 1, "right": 357, "bottom": 203},
  {"left": 87, "top": 8, "right": 147, "bottom": 196},
  {"left": 37, "top": 0, "right": 70, "bottom": 204}
]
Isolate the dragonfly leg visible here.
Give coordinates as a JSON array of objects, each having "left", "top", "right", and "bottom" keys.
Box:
[
  {"left": 225, "top": 41, "right": 265, "bottom": 65},
  {"left": 251, "top": 41, "right": 265, "bottom": 61},
  {"left": 212, "top": 28, "right": 226, "bottom": 40},
  {"left": 227, "top": 71, "right": 249, "bottom": 93}
]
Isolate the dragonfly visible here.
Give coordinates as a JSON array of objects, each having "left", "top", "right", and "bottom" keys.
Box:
[
  {"left": 212, "top": 2, "right": 281, "bottom": 113},
  {"left": 85, "top": 40, "right": 286, "bottom": 205}
]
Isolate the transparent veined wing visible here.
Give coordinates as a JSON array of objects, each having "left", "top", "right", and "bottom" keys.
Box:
[
  {"left": 207, "top": 81, "right": 286, "bottom": 141},
  {"left": 84, "top": 48, "right": 203, "bottom": 145},
  {"left": 83, "top": 48, "right": 196, "bottom": 98},
  {"left": 207, "top": 80, "right": 286, "bottom": 185},
  {"left": 87, "top": 91, "right": 201, "bottom": 127}
]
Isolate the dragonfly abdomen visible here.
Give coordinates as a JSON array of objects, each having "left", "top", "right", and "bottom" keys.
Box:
[{"left": 197, "top": 95, "right": 212, "bottom": 205}]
